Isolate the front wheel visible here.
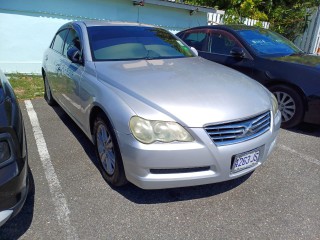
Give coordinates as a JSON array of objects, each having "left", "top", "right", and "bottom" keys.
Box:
[
  {"left": 93, "top": 114, "right": 127, "bottom": 187},
  {"left": 269, "top": 85, "right": 305, "bottom": 128}
]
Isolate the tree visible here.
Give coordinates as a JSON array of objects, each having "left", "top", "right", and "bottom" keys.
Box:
[
  {"left": 185, "top": 0, "right": 268, "bottom": 23},
  {"left": 184, "top": 0, "right": 320, "bottom": 41},
  {"left": 268, "top": 2, "right": 318, "bottom": 41},
  {"left": 222, "top": 0, "right": 268, "bottom": 27}
]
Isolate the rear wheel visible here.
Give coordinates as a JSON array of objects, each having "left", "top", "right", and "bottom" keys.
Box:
[
  {"left": 93, "top": 114, "right": 127, "bottom": 187},
  {"left": 269, "top": 85, "right": 304, "bottom": 128},
  {"left": 43, "top": 74, "right": 56, "bottom": 106}
]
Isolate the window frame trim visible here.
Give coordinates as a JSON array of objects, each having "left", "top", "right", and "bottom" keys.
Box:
[
  {"left": 208, "top": 29, "right": 253, "bottom": 59},
  {"left": 180, "top": 29, "right": 210, "bottom": 52},
  {"left": 50, "top": 28, "right": 69, "bottom": 55}
]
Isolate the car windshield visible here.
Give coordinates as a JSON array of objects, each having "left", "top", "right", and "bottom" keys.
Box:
[
  {"left": 87, "top": 26, "right": 194, "bottom": 61},
  {"left": 237, "top": 29, "right": 303, "bottom": 57}
]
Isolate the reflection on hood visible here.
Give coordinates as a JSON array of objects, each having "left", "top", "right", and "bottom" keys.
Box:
[{"left": 272, "top": 54, "right": 320, "bottom": 69}]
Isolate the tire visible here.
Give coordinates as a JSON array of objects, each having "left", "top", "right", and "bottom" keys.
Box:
[
  {"left": 269, "top": 85, "right": 305, "bottom": 128},
  {"left": 93, "top": 114, "right": 127, "bottom": 187},
  {"left": 43, "top": 74, "right": 56, "bottom": 106}
]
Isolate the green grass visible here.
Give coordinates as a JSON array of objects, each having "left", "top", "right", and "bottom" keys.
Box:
[{"left": 7, "top": 73, "right": 44, "bottom": 100}]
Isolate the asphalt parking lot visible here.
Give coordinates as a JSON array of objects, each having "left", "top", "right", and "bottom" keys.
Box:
[{"left": 0, "top": 98, "right": 319, "bottom": 240}]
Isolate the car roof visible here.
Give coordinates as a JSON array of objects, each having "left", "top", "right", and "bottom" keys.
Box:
[
  {"left": 75, "top": 20, "right": 154, "bottom": 28},
  {"left": 179, "top": 24, "right": 262, "bottom": 33},
  {"left": 57, "top": 20, "right": 157, "bottom": 33}
]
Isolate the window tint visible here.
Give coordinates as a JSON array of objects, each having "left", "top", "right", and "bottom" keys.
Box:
[
  {"left": 182, "top": 31, "right": 207, "bottom": 51},
  {"left": 63, "top": 29, "right": 81, "bottom": 56},
  {"left": 87, "top": 26, "right": 194, "bottom": 61},
  {"left": 52, "top": 30, "right": 68, "bottom": 54},
  {"left": 210, "top": 31, "right": 240, "bottom": 55},
  {"left": 238, "top": 29, "right": 301, "bottom": 56}
]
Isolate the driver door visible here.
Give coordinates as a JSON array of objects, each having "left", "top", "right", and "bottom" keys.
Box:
[
  {"left": 201, "top": 29, "right": 254, "bottom": 77},
  {"left": 60, "top": 28, "right": 84, "bottom": 123}
]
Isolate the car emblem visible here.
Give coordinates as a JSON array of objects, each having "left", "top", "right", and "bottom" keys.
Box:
[{"left": 239, "top": 122, "right": 254, "bottom": 138}]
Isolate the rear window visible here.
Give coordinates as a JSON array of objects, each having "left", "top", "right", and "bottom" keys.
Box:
[{"left": 87, "top": 26, "right": 194, "bottom": 61}]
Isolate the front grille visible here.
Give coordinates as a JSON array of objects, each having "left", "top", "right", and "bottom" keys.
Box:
[{"left": 205, "top": 111, "right": 271, "bottom": 146}]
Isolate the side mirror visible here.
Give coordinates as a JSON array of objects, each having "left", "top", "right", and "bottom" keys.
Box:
[
  {"left": 67, "top": 47, "right": 82, "bottom": 64},
  {"left": 190, "top": 47, "right": 198, "bottom": 56},
  {"left": 230, "top": 47, "right": 245, "bottom": 58}
]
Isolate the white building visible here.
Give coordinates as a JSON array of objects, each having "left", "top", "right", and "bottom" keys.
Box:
[
  {"left": 0, "top": 0, "right": 221, "bottom": 73},
  {"left": 294, "top": 6, "right": 320, "bottom": 54}
]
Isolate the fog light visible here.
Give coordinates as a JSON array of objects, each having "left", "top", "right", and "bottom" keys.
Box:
[{"left": 0, "top": 141, "right": 11, "bottom": 163}]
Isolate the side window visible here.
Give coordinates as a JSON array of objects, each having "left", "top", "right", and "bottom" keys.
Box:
[
  {"left": 210, "top": 31, "right": 241, "bottom": 55},
  {"left": 51, "top": 29, "right": 68, "bottom": 54},
  {"left": 63, "top": 29, "right": 81, "bottom": 57},
  {"left": 182, "top": 31, "right": 207, "bottom": 51}
]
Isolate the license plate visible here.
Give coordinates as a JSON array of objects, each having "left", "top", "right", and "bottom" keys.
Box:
[{"left": 232, "top": 148, "right": 261, "bottom": 173}]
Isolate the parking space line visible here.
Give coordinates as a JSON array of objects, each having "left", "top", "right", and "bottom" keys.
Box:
[
  {"left": 279, "top": 144, "right": 320, "bottom": 166},
  {"left": 25, "top": 100, "right": 78, "bottom": 240}
]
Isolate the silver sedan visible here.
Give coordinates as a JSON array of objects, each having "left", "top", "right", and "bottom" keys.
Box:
[{"left": 42, "top": 21, "right": 281, "bottom": 189}]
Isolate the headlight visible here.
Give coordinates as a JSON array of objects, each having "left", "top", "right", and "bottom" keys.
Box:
[
  {"left": 271, "top": 94, "right": 279, "bottom": 117},
  {"left": 0, "top": 141, "right": 11, "bottom": 163},
  {"left": 129, "top": 116, "right": 194, "bottom": 144}
]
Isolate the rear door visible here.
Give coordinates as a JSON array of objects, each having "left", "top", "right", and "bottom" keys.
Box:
[{"left": 44, "top": 29, "right": 69, "bottom": 102}]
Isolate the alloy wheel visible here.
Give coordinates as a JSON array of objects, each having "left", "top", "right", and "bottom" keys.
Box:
[
  {"left": 96, "top": 124, "right": 115, "bottom": 175},
  {"left": 274, "top": 91, "right": 296, "bottom": 123}
]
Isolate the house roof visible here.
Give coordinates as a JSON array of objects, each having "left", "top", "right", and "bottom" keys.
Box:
[{"left": 132, "top": 0, "right": 225, "bottom": 14}]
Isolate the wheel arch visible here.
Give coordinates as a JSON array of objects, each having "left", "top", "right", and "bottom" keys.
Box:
[
  {"left": 89, "top": 104, "right": 116, "bottom": 142},
  {"left": 41, "top": 68, "right": 46, "bottom": 79},
  {"left": 265, "top": 80, "right": 308, "bottom": 111},
  {"left": 90, "top": 104, "right": 128, "bottom": 187},
  {"left": 42, "top": 68, "right": 48, "bottom": 86},
  {"left": 90, "top": 105, "right": 105, "bottom": 139}
]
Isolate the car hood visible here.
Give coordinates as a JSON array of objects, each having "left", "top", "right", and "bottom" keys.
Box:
[
  {"left": 270, "top": 54, "right": 320, "bottom": 69},
  {"left": 95, "top": 57, "right": 271, "bottom": 127}
]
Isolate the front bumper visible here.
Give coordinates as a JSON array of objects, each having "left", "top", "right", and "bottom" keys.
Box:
[
  {"left": 0, "top": 155, "right": 28, "bottom": 227},
  {"left": 118, "top": 111, "right": 281, "bottom": 189}
]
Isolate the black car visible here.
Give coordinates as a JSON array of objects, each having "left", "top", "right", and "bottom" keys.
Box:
[
  {"left": 0, "top": 70, "right": 28, "bottom": 227},
  {"left": 177, "top": 25, "right": 320, "bottom": 128}
]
